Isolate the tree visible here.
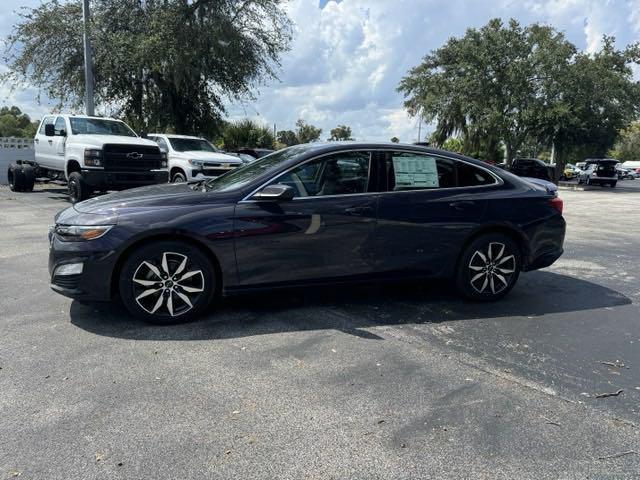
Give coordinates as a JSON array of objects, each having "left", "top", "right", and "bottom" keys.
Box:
[
  {"left": 328, "top": 125, "right": 353, "bottom": 141},
  {"left": 398, "top": 19, "right": 576, "bottom": 165},
  {"left": 3, "top": 0, "right": 292, "bottom": 136},
  {"left": 0, "top": 106, "right": 39, "bottom": 138},
  {"left": 222, "top": 119, "right": 275, "bottom": 150},
  {"left": 390, "top": 137, "right": 400, "bottom": 143},
  {"left": 295, "top": 119, "right": 322, "bottom": 143},
  {"left": 609, "top": 122, "right": 640, "bottom": 162},
  {"left": 277, "top": 130, "right": 299, "bottom": 147}
]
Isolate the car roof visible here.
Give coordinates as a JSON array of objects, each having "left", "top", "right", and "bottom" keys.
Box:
[
  {"left": 585, "top": 158, "right": 617, "bottom": 164},
  {"left": 148, "top": 133, "right": 204, "bottom": 140},
  {"left": 49, "top": 114, "right": 122, "bottom": 121}
]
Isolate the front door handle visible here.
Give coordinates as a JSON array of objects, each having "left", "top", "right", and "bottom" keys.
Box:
[
  {"left": 345, "top": 206, "right": 373, "bottom": 216},
  {"left": 48, "top": 140, "right": 53, "bottom": 145},
  {"left": 449, "top": 200, "right": 475, "bottom": 210},
  {"left": 34, "top": 138, "right": 39, "bottom": 143}
]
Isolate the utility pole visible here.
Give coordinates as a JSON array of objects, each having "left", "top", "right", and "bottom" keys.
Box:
[
  {"left": 417, "top": 116, "right": 422, "bottom": 143},
  {"left": 82, "top": 0, "right": 95, "bottom": 116}
]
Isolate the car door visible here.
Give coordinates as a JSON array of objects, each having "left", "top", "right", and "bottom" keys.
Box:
[
  {"left": 233, "top": 150, "right": 380, "bottom": 286},
  {"left": 34, "top": 116, "right": 55, "bottom": 168},
  {"left": 51, "top": 116, "right": 68, "bottom": 171},
  {"left": 374, "top": 150, "right": 496, "bottom": 277}
]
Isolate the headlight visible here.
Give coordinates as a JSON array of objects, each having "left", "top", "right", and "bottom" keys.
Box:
[
  {"left": 54, "top": 225, "right": 113, "bottom": 241},
  {"left": 188, "top": 159, "right": 204, "bottom": 167},
  {"left": 84, "top": 148, "right": 103, "bottom": 167}
]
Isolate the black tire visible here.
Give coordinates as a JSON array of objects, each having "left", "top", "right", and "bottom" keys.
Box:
[
  {"left": 610, "top": 181, "right": 617, "bottom": 188},
  {"left": 456, "top": 233, "right": 521, "bottom": 302},
  {"left": 119, "top": 240, "right": 216, "bottom": 324},
  {"left": 67, "top": 171, "right": 93, "bottom": 204},
  {"left": 8, "top": 163, "right": 27, "bottom": 192},
  {"left": 22, "top": 165, "right": 36, "bottom": 192},
  {"left": 171, "top": 170, "right": 187, "bottom": 183}
]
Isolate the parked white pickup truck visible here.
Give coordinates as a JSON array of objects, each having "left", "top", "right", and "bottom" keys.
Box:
[
  {"left": 25, "top": 114, "right": 168, "bottom": 203},
  {"left": 146, "top": 133, "right": 242, "bottom": 183}
]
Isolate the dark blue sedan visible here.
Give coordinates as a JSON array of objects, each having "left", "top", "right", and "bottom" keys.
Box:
[{"left": 49, "top": 143, "right": 565, "bottom": 323}]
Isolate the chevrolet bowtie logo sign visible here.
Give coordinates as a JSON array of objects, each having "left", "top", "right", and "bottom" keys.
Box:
[{"left": 126, "top": 152, "right": 143, "bottom": 160}]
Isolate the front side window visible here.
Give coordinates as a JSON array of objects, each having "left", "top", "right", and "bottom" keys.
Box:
[
  {"left": 38, "top": 116, "right": 54, "bottom": 134},
  {"left": 150, "top": 136, "right": 169, "bottom": 152},
  {"left": 54, "top": 117, "right": 66, "bottom": 135},
  {"left": 271, "top": 151, "right": 371, "bottom": 198},
  {"left": 69, "top": 117, "right": 137, "bottom": 137}
]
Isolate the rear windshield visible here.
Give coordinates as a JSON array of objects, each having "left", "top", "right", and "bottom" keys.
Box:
[{"left": 69, "top": 118, "right": 137, "bottom": 137}]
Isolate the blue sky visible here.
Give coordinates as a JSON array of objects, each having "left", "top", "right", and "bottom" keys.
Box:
[{"left": 2, "top": 0, "right": 640, "bottom": 141}]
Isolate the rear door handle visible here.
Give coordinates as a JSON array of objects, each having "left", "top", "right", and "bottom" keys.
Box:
[
  {"left": 449, "top": 200, "right": 475, "bottom": 210},
  {"left": 345, "top": 206, "right": 373, "bottom": 216}
]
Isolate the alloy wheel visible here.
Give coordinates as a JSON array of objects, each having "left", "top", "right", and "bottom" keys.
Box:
[
  {"left": 132, "top": 251, "right": 205, "bottom": 317},
  {"left": 468, "top": 242, "right": 516, "bottom": 295}
]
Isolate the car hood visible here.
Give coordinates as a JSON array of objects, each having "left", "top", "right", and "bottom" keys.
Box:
[
  {"left": 72, "top": 183, "right": 208, "bottom": 216},
  {"left": 172, "top": 151, "right": 241, "bottom": 163},
  {"left": 68, "top": 135, "right": 160, "bottom": 148}
]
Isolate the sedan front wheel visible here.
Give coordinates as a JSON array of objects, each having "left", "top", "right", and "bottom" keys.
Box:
[
  {"left": 119, "top": 241, "right": 216, "bottom": 324},
  {"left": 456, "top": 233, "right": 521, "bottom": 301}
]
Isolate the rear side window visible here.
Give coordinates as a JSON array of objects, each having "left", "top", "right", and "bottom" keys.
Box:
[
  {"left": 385, "top": 152, "right": 455, "bottom": 191},
  {"left": 457, "top": 162, "right": 497, "bottom": 186},
  {"left": 382, "top": 151, "right": 497, "bottom": 190},
  {"left": 38, "top": 116, "right": 54, "bottom": 134}
]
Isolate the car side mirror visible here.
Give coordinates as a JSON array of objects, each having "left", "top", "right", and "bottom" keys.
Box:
[
  {"left": 252, "top": 184, "right": 295, "bottom": 202},
  {"left": 44, "top": 124, "right": 55, "bottom": 137}
]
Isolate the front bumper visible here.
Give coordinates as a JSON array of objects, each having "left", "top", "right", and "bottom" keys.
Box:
[
  {"left": 81, "top": 169, "right": 168, "bottom": 189},
  {"left": 48, "top": 229, "right": 119, "bottom": 301}
]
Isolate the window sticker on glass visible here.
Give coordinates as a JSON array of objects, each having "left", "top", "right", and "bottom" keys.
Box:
[{"left": 392, "top": 155, "right": 439, "bottom": 188}]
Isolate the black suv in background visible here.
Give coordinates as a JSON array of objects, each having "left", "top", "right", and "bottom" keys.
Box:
[
  {"left": 577, "top": 159, "right": 618, "bottom": 187},
  {"left": 506, "top": 158, "right": 555, "bottom": 181}
]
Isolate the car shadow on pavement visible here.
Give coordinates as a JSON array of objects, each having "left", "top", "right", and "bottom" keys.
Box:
[{"left": 69, "top": 270, "right": 632, "bottom": 341}]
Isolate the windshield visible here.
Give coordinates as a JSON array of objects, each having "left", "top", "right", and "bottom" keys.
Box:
[
  {"left": 204, "top": 145, "right": 314, "bottom": 193},
  {"left": 169, "top": 137, "right": 219, "bottom": 153},
  {"left": 69, "top": 117, "right": 137, "bottom": 137}
]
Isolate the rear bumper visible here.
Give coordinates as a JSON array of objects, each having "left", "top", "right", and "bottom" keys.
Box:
[
  {"left": 81, "top": 169, "right": 168, "bottom": 189},
  {"left": 522, "top": 214, "right": 566, "bottom": 272}
]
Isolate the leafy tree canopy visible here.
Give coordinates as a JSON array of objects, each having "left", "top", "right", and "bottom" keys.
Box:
[
  {"left": 295, "top": 119, "right": 322, "bottom": 144},
  {"left": 398, "top": 18, "right": 640, "bottom": 171},
  {"left": 609, "top": 122, "right": 640, "bottom": 162},
  {"left": 328, "top": 125, "right": 353, "bottom": 141},
  {"left": 0, "top": 105, "right": 39, "bottom": 138},
  {"left": 276, "top": 119, "right": 322, "bottom": 146},
  {"left": 222, "top": 119, "right": 274, "bottom": 150},
  {"left": 3, "top": 0, "right": 292, "bottom": 137}
]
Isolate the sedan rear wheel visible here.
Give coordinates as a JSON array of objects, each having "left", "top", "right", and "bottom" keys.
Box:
[
  {"left": 456, "top": 234, "right": 521, "bottom": 301},
  {"left": 119, "top": 241, "right": 216, "bottom": 324}
]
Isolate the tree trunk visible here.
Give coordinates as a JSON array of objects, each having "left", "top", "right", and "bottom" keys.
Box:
[{"left": 505, "top": 142, "right": 514, "bottom": 167}]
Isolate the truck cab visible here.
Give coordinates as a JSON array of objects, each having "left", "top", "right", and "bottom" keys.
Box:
[{"left": 34, "top": 115, "right": 168, "bottom": 203}]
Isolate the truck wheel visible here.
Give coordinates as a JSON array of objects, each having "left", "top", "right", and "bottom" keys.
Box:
[
  {"left": 68, "top": 172, "right": 93, "bottom": 204},
  {"left": 8, "top": 164, "right": 26, "bottom": 192},
  {"left": 22, "top": 165, "right": 36, "bottom": 192},
  {"left": 171, "top": 171, "right": 187, "bottom": 183},
  {"left": 611, "top": 181, "right": 617, "bottom": 188}
]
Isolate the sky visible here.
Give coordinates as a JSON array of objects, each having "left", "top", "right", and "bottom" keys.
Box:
[{"left": 2, "top": 0, "right": 640, "bottom": 142}]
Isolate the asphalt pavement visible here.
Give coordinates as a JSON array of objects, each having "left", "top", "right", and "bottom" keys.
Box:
[{"left": 1, "top": 181, "right": 639, "bottom": 479}]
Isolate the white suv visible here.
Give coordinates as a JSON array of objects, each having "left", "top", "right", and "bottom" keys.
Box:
[{"left": 147, "top": 134, "right": 242, "bottom": 183}]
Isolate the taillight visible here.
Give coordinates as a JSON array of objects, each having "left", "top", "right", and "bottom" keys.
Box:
[{"left": 549, "top": 197, "right": 563, "bottom": 215}]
